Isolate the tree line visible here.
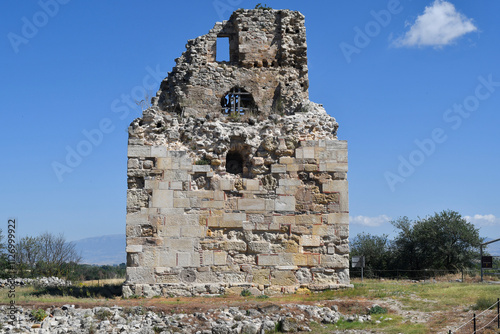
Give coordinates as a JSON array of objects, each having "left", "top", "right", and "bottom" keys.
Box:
[
  {"left": 350, "top": 210, "right": 484, "bottom": 278},
  {"left": 0, "top": 231, "right": 125, "bottom": 281}
]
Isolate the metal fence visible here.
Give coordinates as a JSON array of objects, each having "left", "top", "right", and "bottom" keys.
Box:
[{"left": 450, "top": 298, "right": 499, "bottom": 333}]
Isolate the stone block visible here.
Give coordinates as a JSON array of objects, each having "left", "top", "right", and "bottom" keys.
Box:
[
  {"left": 173, "top": 198, "right": 190, "bottom": 208},
  {"left": 312, "top": 224, "right": 334, "bottom": 236},
  {"left": 128, "top": 158, "right": 139, "bottom": 169},
  {"left": 338, "top": 224, "right": 349, "bottom": 238},
  {"left": 222, "top": 240, "right": 247, "bottom": 252},
  {"left": 213, "top": 251, "right": 227, "bottom": 265},
  {"left": 300, "top": 235, "right": 321, "bottom": 247},
  {"left": 237, "top": 198, "right": 266, "bottom": 211},
  {"left": 304, "top": 164, "right": 318, "bottom": 172},
  {"left": 270, "top": 270, "right": 297, "bottom": 286},
  {"left": 193, "top": 164, "right": 211, "bottom": 172},
  {"left": 336, "top": 244, "right": 349, "bottom": 254},
  {"left": 126, "top": 267, "right": 155, "bottom": 284},
  {"left": 257, "top": 254, "right": 279, "bottom": 266},
  {"left": 159, "top": 252, "right": 177, "bottom": 267},
  {"left": 325, "top": 140, "right": 347, "bottom": 149},
  {"left": 181, "top": 226, "right": 204, "bottom": 238},
  {"left": 201, "top": 200, "right": 224, "bottom": 209},
  {"left": 295, "top": 214, "right": 321, "bottom": 225},
  {"left": 206, "top": 216, "right": 222, "bottom": 227},
  {"left": 337, "top": 149, "right": 348, "bottom": 163},
  {"left": 244, "top": 179, "right": 260, "bottom": 191},
  {"left": 279, "top": 157, "right": 296, "bottom": 165},
  {"left": 273, "top": 215, "right": 295, "bottom": 225},
  {"left": 292, "top": 254, "right": 308, "bottom": 266},
  {"left": 144, "top": 180, "right": 159, "bottom": 189},
  {"left": 307, "top": 253, "right": 321, "bottom": 266},
  {"left": 126, "top": 245, "right": 143, "bottom": 253},
  {"left": 176, "top": 252, "right": 192, "bottom": 266},
  {"left": 321, "top": 254, "right": 348, "bottom": 268},
  {"left": 151, "top": 146, "right": 167, "bottom": 157},
  {"left": 252, "top": 269, "right": 271, "bottom": 285},
  {"left": 302, "top": 147, "right": 315, "bottom": 159},
  {"left": 157, "top": 157, "right": 172, "bottom": 170},
  {"left": 170, "top": 239, "right": 193, "bottom": 252},
  {"left": 271, "top": 164, "right": 287, "bottom": 173},
  {"left": 214, "top": 191, "right": 225, "bottom": 201},
  {"left": 220, "top": 179, "right": 233, "bottom": 191},
  {"left": 325, "top": 162, "right": 348, "bottom": 173},
  {"left": 265, "top": 199, "right": 276, "bottom": 211},
  {"left": 202, "top": 250, "right": 213, "bottom": 265},
  {"left": 152, "top": 189, "right": 173, "bottom": 208},
  {"left": 219, "top": 220, "right": 243, "bottom": 228},
  {"left": 326, "top": 213, "right": 349, "bottom": 225},
  {"left": 128, "top": 146, "right": 151, "bottom": 158},
  {"left": 170, "top": 181, "right": 183, "bottom": 190},
  {"left": 248, "top": 241, "right": 270, "bottom": 253},
  {"left": 160, "top": 226, "right": 180, "bottom": 237},
  {"left": 278, "top": 179, "right": 302, "bottom": 187},
  {"left": 275, "top": 196, "right": 295, "bottom": 211},
  {"left": 126, "top": 212, "right": 148, "bottom": 226}
]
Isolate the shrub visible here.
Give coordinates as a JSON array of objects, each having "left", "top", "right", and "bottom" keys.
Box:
[
  {"left": 240, "top": 289, "right": 252, "bottom": 297},
  {"left": 31, "top": 309, "right": 47, "bottom": 322},
  {"left": 195, "top": 159, "right": 210, "bottom": 165},
  {"left": 472, "top": 296, "right": 497, "bottom": 310},
  {"left": 369, "top": 305, "right": 388, "bottom": 315},
  {"left": 95, "top": 309, "right": 113, "bottom": 321}
]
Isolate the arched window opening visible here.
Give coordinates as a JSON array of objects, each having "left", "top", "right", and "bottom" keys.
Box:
[
  {"left": 221, "top": 87, "right": 257, "bottom": 116},
  {"left": 226, "top": 151, "right": 244, "bottom": 175}
]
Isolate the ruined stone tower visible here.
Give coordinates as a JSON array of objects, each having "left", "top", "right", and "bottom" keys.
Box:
[{"left": 124, "top": 8, "right": 349, "bottom": 297}]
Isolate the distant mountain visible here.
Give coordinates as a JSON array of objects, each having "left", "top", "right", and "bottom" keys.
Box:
[
  {"left": 73, "top": 234, "right": 126, "bottom": 265},
  {"left": 483, "top": 237, "right": 500, "bottom": 256}
]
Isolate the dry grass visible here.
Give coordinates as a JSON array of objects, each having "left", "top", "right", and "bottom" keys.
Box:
[{"left": 0, "top": 278, "right": 499, "bottom": 333}]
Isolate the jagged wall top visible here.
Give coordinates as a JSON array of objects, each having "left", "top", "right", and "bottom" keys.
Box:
[{"left": 153, "top": 9, "right": 310, "bottom": 119}]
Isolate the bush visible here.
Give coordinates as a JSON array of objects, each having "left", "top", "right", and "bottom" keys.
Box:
[
  {"left": 369, "top": 305, "right": 388, "bottom": 315},
  {"left": 31, "top": 309, "right": 47, "bottom": 322},
  {"left": 95, "top": 309, "right": 113, "bottom": 320},
  {"left": 240, "top": 289, "right": 251, "bottom": 297},
  {"left": 195, "top": 159, "right": 210, "bottom": 165},
  {"left": 472, "top": 296, "right": 497, "bottom": 310}
]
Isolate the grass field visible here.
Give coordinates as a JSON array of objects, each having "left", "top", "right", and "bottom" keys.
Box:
[{"left": 1, "top": 278, "right": 499, "bottom": 333}]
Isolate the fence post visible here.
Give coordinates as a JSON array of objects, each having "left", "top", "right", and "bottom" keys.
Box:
[
  {"left": 473, "top": 313, "right": 476, "bottom": 334},
  {"left": 497, "top": 298, "right": 499, "bottom": 329}
]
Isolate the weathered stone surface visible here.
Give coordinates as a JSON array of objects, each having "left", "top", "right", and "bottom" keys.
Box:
[{"left": 125, "top": 8, "right": 349, "bottom": 296}]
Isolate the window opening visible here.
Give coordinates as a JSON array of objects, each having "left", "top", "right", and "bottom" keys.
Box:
[
  {"left": 226, "top": 151, "right": 244, "bottom": 175},
  {"left": 221, "top": 87, "right": 257, "bottom": 115},
  {"left": 216, "top": 37, "right": 230, "bottom": 62}
]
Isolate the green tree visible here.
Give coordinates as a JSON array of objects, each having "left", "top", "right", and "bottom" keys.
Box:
[
  {"left": 392, "top": 210, "right": 482, "bottom": 272},
  {"left": 350, "top": 233, "right": 391, "bottom": 277}
]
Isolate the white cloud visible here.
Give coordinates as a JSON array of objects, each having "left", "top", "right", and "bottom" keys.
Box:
[
  {"left": 393, "top": 0, "right": 477, "bottom": 47},
  {"left": 349, "top": 215, "right": 391, "bottom": 227},
  {"left": 465, "top": 214, "right": 500, "bottom": 227}
]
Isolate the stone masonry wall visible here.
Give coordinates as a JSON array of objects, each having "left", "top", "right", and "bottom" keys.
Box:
[{"left": 124, "top": 9, "right": 350, "bottom": 297}]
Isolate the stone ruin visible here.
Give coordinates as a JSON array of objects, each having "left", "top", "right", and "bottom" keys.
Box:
[{"left": 124, "top": 8, "right": 350, "bottom": 297}]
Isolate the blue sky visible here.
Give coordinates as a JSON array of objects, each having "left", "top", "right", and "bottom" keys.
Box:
[{"left": 1, "top": 1, "right": 499, "bottom": 251}]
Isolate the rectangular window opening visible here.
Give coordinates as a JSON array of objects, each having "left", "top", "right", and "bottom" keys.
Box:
[{"left": 216, "top": 37, "right": 230, "bottom": 62}]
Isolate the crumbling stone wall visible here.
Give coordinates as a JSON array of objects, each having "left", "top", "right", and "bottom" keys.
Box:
[
  {"left": 124, "top": 8, "right": 350, "bottom": 297},
  {"left": 154, "top": 9, "right": 309, "bottom": 118}
]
